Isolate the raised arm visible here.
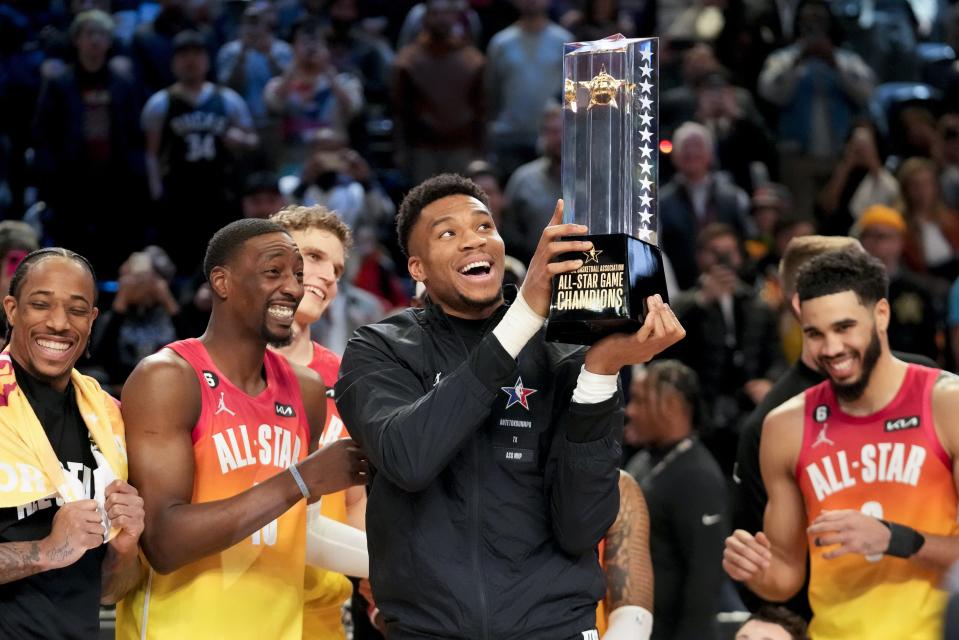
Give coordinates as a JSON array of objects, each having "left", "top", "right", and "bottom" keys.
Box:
[
  {"left": 337, "top": 202, "right": 592, "bottom": 493},
  {"left": 125, "top": 351, "right": 365, "bottom": 574},
  {"left": 546, "top": 295, "right": 685, "bottom": 555},
  {"left": 335, "top": 327, "right": 518, "bottom": 493},
  {"left": 544, "top": 356, "right": 623, "bottom": 555},
  {"left": 724, "top": 397, "right": 808, "bottom": 602}
]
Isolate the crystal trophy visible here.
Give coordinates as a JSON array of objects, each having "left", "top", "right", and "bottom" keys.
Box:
[{"left": 545, "top": 34, "right": 668, "bottom": 346}]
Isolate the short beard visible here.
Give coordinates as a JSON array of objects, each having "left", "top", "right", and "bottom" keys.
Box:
[
  {"left": 829, "top": 328, "right": 881, "bottom": 402},
  {"left": 261, "top": 324, "right": 293, "bottom": 348},
  {"left": 455, "top": 289, "right": 502, "bottom": 315}
]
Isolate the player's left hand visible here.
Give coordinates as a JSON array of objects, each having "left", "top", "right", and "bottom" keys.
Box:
[
  {"left": 807, "top": 509, "right": 891, "bottom": 560},
  {"left": 584, "top": 294, "right": 686, "bottom": 374},
  {"left": 105, "top": 480, "right": 146, "bottom": 556}
]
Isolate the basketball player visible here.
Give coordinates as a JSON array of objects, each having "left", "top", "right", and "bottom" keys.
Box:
[
  {"left": 732, "top": 236, "right": 936, "bottom": 618},
  {"left": 336, "top": 174, "right": 681, "bottom": 639},
  {"left": 116, "top": 219, "right": 368, "bottom": 639},
  {"left": 723, "top": 249, "right": 959, "bottom": 639},
  {"left": 269, "top": 205, "right": 366, "bottom": 639},
  {"left": 0, "top": 249, "right": 144, "bottom": 637}
]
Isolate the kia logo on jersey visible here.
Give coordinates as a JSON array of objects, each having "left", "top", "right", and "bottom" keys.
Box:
[
  {"left": 885, "top": 416, "right": 920, "bottom": 432},
  {"left": 275, "top": 402, "right": 296, "bottom": 418}
]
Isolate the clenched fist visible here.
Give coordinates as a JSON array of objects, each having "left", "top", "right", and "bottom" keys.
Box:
[
  {"left": 42, "top": 500, "right": 104, "bottom": 570},
  {"left": 297, "top": 438, "right": 369, "bottom": 498},
  {"left": 723, "top": 529, "right": 772, "bottom": 582},
  {"left": 105, "top": 480, "right": 146, "bottom": 557}
]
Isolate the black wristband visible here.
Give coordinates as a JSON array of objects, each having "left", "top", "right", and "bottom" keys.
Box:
[{"left": 881, "top": 520, "right": 925, "bottom": 558}]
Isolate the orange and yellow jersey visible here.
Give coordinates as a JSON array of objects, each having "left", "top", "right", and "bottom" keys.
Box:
[
  {"left": 302, "top": 342, "right": 353, "bottom": 639},
  {"left": 117, "top": 339, "right": 311, "bottom": 640},
  {"left": 797, "top": 364, "right": 958, "bottom": 640},
  {"left": 596, "top": 538, "right": 607, "bottom": 636}
]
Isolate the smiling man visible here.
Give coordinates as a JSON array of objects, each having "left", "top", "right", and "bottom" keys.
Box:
[
  {"left": 269, "top": 205, "right": 368, "bottom": 639},
  {"left": 724, "top": 249, "right": 959, "bottom": 640},
  {"left": 335, "top": 173, "right": 684, "bottom": 639},
  {"left": 0, "top": 248, "right": 144, "bottom": 638},
  {"left": 116, "top": 219, "right": 369, "bottom": 639}
]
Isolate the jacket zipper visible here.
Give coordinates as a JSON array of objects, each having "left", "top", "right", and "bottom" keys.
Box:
[
  {"left": 471, "top": 437, "right": 490, "bottom": 640},
  {"left": 444, "top": 315, "right": 492, "bottom": 640}
]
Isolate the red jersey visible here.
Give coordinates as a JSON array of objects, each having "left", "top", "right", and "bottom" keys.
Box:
[
  {"left": 303, "top": 341, "right": 353, "bottom": 638},
  {"left": 118, "top": 338, "right": 311, "bottom": 639},
  {"left": 309, "top": 341, "right": 347, "bottom": 447},
  {"left": 796, "top": 364, "right": 958, "bottom": 640}
]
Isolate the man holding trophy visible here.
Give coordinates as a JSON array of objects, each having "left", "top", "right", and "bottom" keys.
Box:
[{"left": 336, "top": 35, "right": 677, "bottom": 640}]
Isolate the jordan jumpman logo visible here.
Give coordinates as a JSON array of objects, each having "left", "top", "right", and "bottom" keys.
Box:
[
  {"left": 215, "top": 392, "right": 235, "bottom": 416},
  {"left": 812, "top": 422, "right": 834, "bottom": 448}
]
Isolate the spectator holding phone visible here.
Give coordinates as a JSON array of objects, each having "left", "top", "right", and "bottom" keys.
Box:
[
  {"left": 264, "top": 16, "right": 363, "bottom": 176},
  {"left": 90, "top": 247, "right": 179, "bottom": 387},
  {"left": 758, "top": 0, "right": 875, "bottom": 220},
  {"left": 817, "top": 122, "right": 900, "bottom": 235},
  {"left": 217, "top": 3, "right": 293, "bottom": 131},
  {"left": 286, "top": 128, "right": 393, "bottom": 243}
]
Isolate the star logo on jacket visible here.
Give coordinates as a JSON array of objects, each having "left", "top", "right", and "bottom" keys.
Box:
[{"left": 501, "top": 377, "right": 537, "bottom": 410}]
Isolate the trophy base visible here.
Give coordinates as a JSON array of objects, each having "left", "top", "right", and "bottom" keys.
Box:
[{"left": 545, "top": 234, "right": 668, "bottom": 346}]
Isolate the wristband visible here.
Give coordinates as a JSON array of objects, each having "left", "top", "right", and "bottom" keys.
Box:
[
  {"left": 571, "top": 365, "right": 618, "bottom": 404},
  {"left": 881, "top": 520, "right": 925, "bottom": 558},
  {"left": 289, "top": 463, "right": 311, "bottom": 500},
  {"left": 603, "top": 605, "right": 652, "bottom": 640},
  {"left": 491, "top": 290, "right": 545, "bottom": 359}
]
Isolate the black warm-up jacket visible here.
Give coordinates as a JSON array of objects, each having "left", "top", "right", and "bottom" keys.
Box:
[{"left": 335, "top": 292, "right": 622, "bottom": 640}]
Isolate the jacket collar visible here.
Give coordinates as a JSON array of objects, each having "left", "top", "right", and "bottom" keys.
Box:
[{"left": 421, "top": 284, "right": 517, "bottom": 333}]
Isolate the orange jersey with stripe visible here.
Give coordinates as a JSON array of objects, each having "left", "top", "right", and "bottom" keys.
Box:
[
  {"left": 596, "top": 538, "right": 607, "bottom": 636},
  {"left": 303, "top": 342, "right": 353, "bottom": 639},
  {"left": 796, "top": 364, "right": 958, "bottom": 640},
  {"left": 117, "top": 339, "right": 311, "bottom": 640}
]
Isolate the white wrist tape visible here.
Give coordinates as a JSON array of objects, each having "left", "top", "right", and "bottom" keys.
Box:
[
  {"left": 571, "top": 365, "right": 618, "bottom": 404},
  {"left": 602, "top": 605, "right": 653, "bottom": 640},
  {"left": 306, "top": 504, "right": 370, "bottom": 578},
  {"left": 492, "top": 291, "right": 545, "bottom": 359}
]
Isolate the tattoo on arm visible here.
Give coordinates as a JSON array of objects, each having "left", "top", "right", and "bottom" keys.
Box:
[
  {"left": 45, "top": 540, "right": 74, "bottom": 565},
  {"left": 0, "top": 541, "right": 46, "bottom": 585},
  {"left": 605, "top": 517, "right": 630, "bottom": 607},
  {"left": 604, "top": 473, "right": 654, "bottom": 611}
]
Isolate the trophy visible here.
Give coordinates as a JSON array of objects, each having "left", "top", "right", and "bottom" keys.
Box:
[{"left": 545, "top": 34, "right": 668, "bottom": 346}]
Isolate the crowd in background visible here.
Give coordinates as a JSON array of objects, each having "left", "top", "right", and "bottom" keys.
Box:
[{"left": 3, "top": 0, "right": 959, "bottom": 636}]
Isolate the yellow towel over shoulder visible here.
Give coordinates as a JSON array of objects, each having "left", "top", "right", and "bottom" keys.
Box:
[{"left": 0, "top": 352, "right": 127, "bottom": 524}]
